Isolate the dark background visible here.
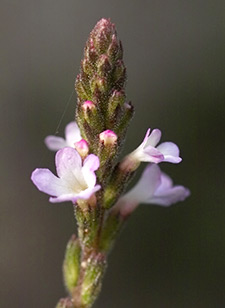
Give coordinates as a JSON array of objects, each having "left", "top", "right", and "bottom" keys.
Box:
[{"left": 1, "top": 1, "right": 225, "bottom": 307}]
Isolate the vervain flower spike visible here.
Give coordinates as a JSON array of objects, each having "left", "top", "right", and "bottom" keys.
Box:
[{"left": 31, "top": 18, "right": 190, "bottom": 308}]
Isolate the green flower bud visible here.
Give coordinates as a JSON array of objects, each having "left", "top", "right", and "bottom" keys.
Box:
[
  {"left": 63, "top": 235, "right": 81, "bottom": 294},
  {"left": 75, "top": 18, "right": 131, "bottom": 167},
  {"left": 112, "top": 59, "right": 126, "bottom": 89},
  {"left": 82, "top": 101, "right": 97, "bottom": 121},
  {"left": 107, "top": 34, "right": 123, "bottom": 63},
  {"left": 91, "top": 19, "right": 117, "bottom": 54},
  {"left": 76, "top": 19, "right": 127, "bottom": 132},
  {"left": 108, "top": 90, "right": 126, "bottom": 119},
  {"left": 90, "top": 75, "right": 108, "bottom": 95},
  {"left": 97, "top": 54, "right": 112, "bottom": 78},
  {"left": 82, "top": 59, "right": 94, "bottom": 76},
  {"left": 76, "top": 100, "right": 104, "bottom": 147},
  {"left": 84, "top": 38, "right": 98, "bottom": 66},
  {"left": 115, "top": 102, "right": 134, "bottom": 135},
  {"left": 75, "top": 75, "right": 91, "bottom": 101},
  {"left": 80, "top": 253, "right": 106, "bottom": 307}
]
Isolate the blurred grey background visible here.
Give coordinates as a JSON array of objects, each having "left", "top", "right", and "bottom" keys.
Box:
[{"left": 1, "top": 0, "right": 225, "bottom": 307}]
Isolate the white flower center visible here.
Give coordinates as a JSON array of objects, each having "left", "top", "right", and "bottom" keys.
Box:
[{"left": 72, "top": 171, "right": 88, "bottom": 194}]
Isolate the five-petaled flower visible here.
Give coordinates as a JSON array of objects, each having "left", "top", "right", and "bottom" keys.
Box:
[
  {"left": 114, "top": 164, "right": 190, "bottom": 217},
  {"left": 31, "top": 147, "right": 101, "bottom": 203},
  {"left": 129, "top": 128, "right": 182, "bottom": 164},
  {"left": 45, "top": 122, "right": 81, "bottom": 151}
]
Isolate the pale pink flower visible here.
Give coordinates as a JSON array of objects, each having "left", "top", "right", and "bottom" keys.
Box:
[
  {"left": 31, "top": 147, "right": 100, "bottom": 204},
  {"left": 130, "top": 128, "right": 182, "bottom": 164},
  {"left": 115, "top": 164, "right": 190, "bottom": 217},
  {"left": 45, "top": 122, "right": 81, "bottom": 151}
]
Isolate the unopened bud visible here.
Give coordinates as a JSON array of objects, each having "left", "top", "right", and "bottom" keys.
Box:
[
  {"left": 97, "top": 77, "right": 107, "bottom": 92},
  {"left": 107, "top": 34, "right": 123, "bottom": 62},
  {"left": 63, "top": 235, "right": 81, "bottom": 294},
  {"left": 99, "top": 130, "right": 117, "bottom": 146},
  {"left": 108, "top": 90, "right": 126, "bottom": 115},
  {"left": 113, "top": 60, "right": 126, "bottom": 89},
  {"left": 97, "top": 130, "right": 118, "bottom": 182},
  {"left": 115, "top": 101, "right": 134, "bottom": 135},
  {"left": 82, "top": 100, "right": 96, "bottom": 112},
  {"left": 97, "top": 55, "right": 112, "bottom": 77},
  {"left": 90, "top": 76, "right": 108, "bottom": 94},
  {"left": 80, "top": 253, "right": 106, "bottom": 307},
  {"left": 82, "top": 58, "right": 94, "bottom": 76},
  {"left": 81, "top": 100, "right": 97, "bottom": 123},
  {"left": 76, "top": 18, "right": 128, "bottom": 151},
  {"left": 77, "top": 100, "right": 104, "bottom": 143},
  {"left": 75, "top": 75, "right": 90, "bottom": 101},
  {"left": 75, "top": 139, "right": 89, "bottom": 159},
  {"left": 92, "top": 18, "right": 116, "bottom": 54}
]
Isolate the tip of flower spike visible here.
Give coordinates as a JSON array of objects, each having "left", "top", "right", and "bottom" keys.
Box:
[
  {"left": 75, "top": 139, "right": 89, "bottom": 159},
  {"left": 90, "top": 18, "right": 117, "bottom": 55},
  {"left": 97, "top": 18, "right": 111, "bottom": 26},
  {"left": 94, "top": 18, "right": 115, "bottom": 33},
  {"left": 99, "top": 130, "right": 118, "bottom": 146}
]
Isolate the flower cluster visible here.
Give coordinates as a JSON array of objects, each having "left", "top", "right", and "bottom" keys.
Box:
[
  {"left": 31, "top": 18, "right": 190, "bottom": 308},
  {"left": 32, "top": 121, "right": 189, "bottom": 211}
]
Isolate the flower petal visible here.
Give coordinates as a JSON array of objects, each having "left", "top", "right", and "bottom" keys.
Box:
[
  {"left": 55, "top": 147, "right": 82, "bottom": 179},
  {"left": 31, "top": 168, "right": 69, "bottom": 196},
  {"left": 156, "top": 142, "right": 182, "bottom": 163},
  {"left": 49, "top": 193, "right": 77, "bottom": 203},
  {"left": 49, "top": 185, "right": 101, "bottom": 203},
  {"left": 82, "top": 154, "right": 100, "bottom": 187},
  {"left": 142, "top": 146, "right": 164, "bottom": 163},
  {"left": 145, "top": 129, "right": 162, "bottom": 147},
  {"left": 132, "top": 129, "right": 151, "bottom": 157},
  {"left": 129, "top": 129, "right": 164, "bottom": 164},
  {"left": 150, "top": 186, "right": 191, "bottom": 206},
  {"left": 156, "top": 172, "right": 173, "bottom": 192},
  {"left": 83, "top": 154, "right": 100, "bottom": 172},
  {"left": 44, "top": 136, "right": 68, "bottom": 151},
  {"left": 75, "top": 185, "right": 101, "bottom": 200},
  {"left": 140, "top": 128, "right": 151, "bottom": 148},
  {"left": 123, "top": 164, "right": 161, "bottom": 203},
  {"left": 65, "top": 122, "right": 82, "bottom": 147}
]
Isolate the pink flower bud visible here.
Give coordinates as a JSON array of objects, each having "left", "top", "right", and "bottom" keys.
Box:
[
  {"left": 74, "top": 139, "right": 89, "bottom": 158},
  {"left": 99, "top": 130, "right": 118, "bottom": 146},
  {"left": 82, "top": 100, "right": 96, "bottom": 111}
]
